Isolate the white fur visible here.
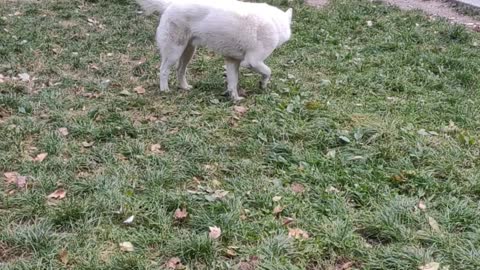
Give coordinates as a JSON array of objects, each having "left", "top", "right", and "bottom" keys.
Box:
[{"left": 136, "top": 0, "right": 293, "bottom": 101}]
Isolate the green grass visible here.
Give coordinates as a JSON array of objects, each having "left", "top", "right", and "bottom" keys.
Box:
[{"left": 1, "top": 0, "right": 480, "bottom": 269}]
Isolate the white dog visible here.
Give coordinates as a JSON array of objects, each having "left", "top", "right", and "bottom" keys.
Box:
[{"left": 136, "top": 0, "right": 293, "bottom": 101}]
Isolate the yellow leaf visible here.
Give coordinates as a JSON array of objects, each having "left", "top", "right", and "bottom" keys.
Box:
[{"left": 119, "top": 242, "right": 134, "bottom": 252}]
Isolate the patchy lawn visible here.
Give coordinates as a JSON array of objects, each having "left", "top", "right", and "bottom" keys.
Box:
[{"left": 1, "top": 0, "right": 480, "bottom": 269}]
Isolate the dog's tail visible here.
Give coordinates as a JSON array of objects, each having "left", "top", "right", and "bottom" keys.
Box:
[{"left": 136, "top": 0, "right": 173, "bottom": 15}]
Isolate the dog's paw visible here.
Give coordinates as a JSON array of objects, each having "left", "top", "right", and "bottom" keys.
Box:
[
  {"left": 160, "top": 87, "right": 171, "bottom": 93},
  {"left": 179, "top": 84, "right": 193, "bottom": 91},
  {"left": 259, "top": 80, "right": 269, "bottom": 90},
  {"left": 232, "top": 96, "right": 245, "bottom": 103},
  {"left": 238, "top": 88, "right": 247, "bottom": 97}
]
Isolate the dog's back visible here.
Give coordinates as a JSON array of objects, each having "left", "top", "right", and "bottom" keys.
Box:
[
  {"left": 159, "top": 0, "right": 291, "bottom": 60},
  {"left": 137, "top": 0, "right": 293, "bottom": 100}
]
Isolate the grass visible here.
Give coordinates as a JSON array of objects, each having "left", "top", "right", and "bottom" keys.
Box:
[{"left": 1, "top": 0, "right": 480, "bottom": 269}]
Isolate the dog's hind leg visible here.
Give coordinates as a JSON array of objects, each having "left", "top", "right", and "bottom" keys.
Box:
[
  {"left": 159, "top": 45, "right": 185, "bottom": 92},
  {"left": 225, "top": 58, "right": 242, "bottom": 102},
  {"left": 177, "top": 43, "right": 195, "bottom": 90},
  {"left": 250, "top": 62, "right": 271, "bottom": 89},
  {"left": 242, "top": 58, "right": 272, "bottom": 90}
]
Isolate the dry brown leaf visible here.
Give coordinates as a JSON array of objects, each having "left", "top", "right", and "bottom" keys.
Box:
[
  {"left": 58, "top": 127, "right": 69, "bottom": 136},
  {"left": 4, "top": 172, "right": 27, "bottom": 189},
  {"left": 166, "top": 257, "right": 184, "bottom": 269},
  {"left": 272, "top": 196, "right": 282, "bottom": 202},
  {"left": 33, "top": 153, "right": 48, "bottom": 162},
  {"left": 213, "top": 189, "right": 229, "bottom": 199},
  {"left": 119, "top": 241, "right": 134, "bottom": 252},
  {"left": 391, "top": 173, "right": 406, "bottom": 183},
  {"left": 4, "top": 172, "right": 18, "bottom": 184},
  {"left": 133, "top": 86, "right": 146, "bottom": 94},
  {"left": 418, "top": 200, "right": 427, "bottom": 211},
  {"left": 273, "top": 205, "right": 284, "bottom": 215},
  {"left": 291, "top": 183, "right": 305, "bottom": 194},
  {"left": 58, "top": 249, "right": 69, "bottom": 265},
  {"left": 47, "top": 188, "right": 67, "bottom": 200},
  {"left": 283, "top": 217, "right": 294, "bottom": 226},
  {"left": 150, "top": 144, "right": 164, "bottom": 155},
  {"left": 15, "top": 175, "right": 27, "bottom": 188},
  {"left": 225, "top": 249, "right": 237, "bottom": 258},
  {"left": 427, "top": 216, "right": 441, "bottom": 233},
  {"left": 82, "top": 141, "right": 94, "bottom": 148},
  {"left": 208, "top": 226, "right": 222, "bottom": 239},
  {"left": 211, "top": 179, "right": 222, "bottom": 187},
  {"left": 233, "top": 105, "right": 248, "bottom": 116},
  {"left": 238, "top": 256, "right": 260, "bottom": 270},
  {"left": 168, "top": 127, "right": 180, "bottom": 134},
  {"left": 288, "top": 228, "right": 309, "bottom": 239},
  {"left": 174, "top": 208, "right": 188, "bottom": 221},
  {"left": 418, "top": 262, "right": 440, "bottom": 270},
  {"left": 336, "top": 261, "right": 353, "bottom": 270}
]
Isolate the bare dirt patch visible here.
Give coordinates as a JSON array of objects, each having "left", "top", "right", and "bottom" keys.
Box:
[
  {"left": 381, "top": 0, "right": 480, "bottom": 29},
  {"left": 305, "top": 0, "right": 480, "bottom": 30},
  {"left": 305, "top": 0, "right": 329, "bottom": 8}
]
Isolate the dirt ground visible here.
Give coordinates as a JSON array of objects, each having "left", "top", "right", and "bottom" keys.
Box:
[{"left": 307, "top": 0, "right": 480, "bottom": 30}]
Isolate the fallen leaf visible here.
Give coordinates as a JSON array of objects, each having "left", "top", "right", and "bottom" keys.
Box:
[
  {"left": 418, "top": 200, "right": 427, "bottom": 211},
  {"left": 166, "top": 257, "right": 184, "bottom": 269},
  {"left": 205, "top": 190, "right": 229, "bottom": 202},
  {"left": 133, "top": 86, "right": 145, "bottom": 94},
  {"left": 225, "top": 249, "right": 237, "bottom": 258},
  {"left": 168, "top": 127, "right": 180, "bottom": 134},
  {"left": 326, "top": 149, "right": 336, "bottom": 159},
  {"left": 15, "top": 175, "right": 27, "bottom": 188},
  {"left": 291, "top": 183, "right": 305, "bottom": 194},
  {"left": 174, "top": 208, "right": 188, "bottom": 220},
  {"left": 272, "top": 196, "right": 282, "bottom": 202},
  {"left": 419, "top": 262, "right": 440, "bottom": 270},
  {"left": 82, "top": 141, "right": 94, "bottom": 148},
  {"left": 391, "top": 173, "right": 406, "bottom": 183},
  {"left": 58, "top": 249, "right": 69, "bottom": 265},
  {"left": 58, "top": 127, "right": 69, "bottom": 136},
  {"left": 347, "top": 155, "right": 364, "bottom": 161},
  {"left": 4, "top": 172, "right": 18, "bottom": 184},
  {"left": 47, "top": 188, "right": 67, "bottom": 200},
  {"left": 238, "top": 256, "right": 260, "bottom": 270},
  {"left": 326, "top": 186, "right": 340, "bottom": 193},
  {"left": 123, "top": 215, "right": 135, "bottom": 224},
  {"left": 233, "top": 105, "right": 248, "bottom": 116},
  {"left": 427, "top": 216, "right": 441, "bottom": 233},
  {"left": 211, "top": 179, "right": 222, "bottom": 187},
  {"left": 33, "top": 153, "right": 48, "bottom": 162},
  {"left": 273, "top": 205, "right": 284, "bottom": 215},
  {"left": 150, "top": 144, "right": 164, "bottom": 155},
  {"left": 18, "top": 73, "right": 30, "bottom": 82},
  {"left": 418, "top": 129, "right": 430, "bottom": 136},
  {"left": 209, "top": 226, "right": 222, "bottom": 239},
  {"left": 288, "top": 228, "right": 309, "bottom": 239},
  {"left": 119, "top": 241, "right": 134, "bottom": 252},
  {"left": 283, "top": 217, "right": 295, "bottom": 226},
  {"left": 441, "top": 121, "right": 459, "bottom": 133},
  {"left": 119, "top": 89, "right": 131, "bottom": 96},
  {"left": 336, "top": 261, "right": 354, "bottom": 270},
  {"left": 339, "top": 136, "right": 351, "bottom": 143}
]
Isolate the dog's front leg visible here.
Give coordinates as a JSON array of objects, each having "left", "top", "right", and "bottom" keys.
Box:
[{"left": 225, "top": 58, "right": 243, "bottom": 102}]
